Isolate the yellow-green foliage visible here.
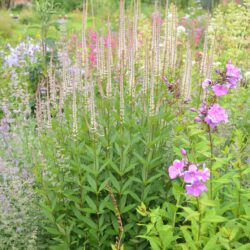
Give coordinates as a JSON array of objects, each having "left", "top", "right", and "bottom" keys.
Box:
[
  {"left": 0, "top": 11, "right": 14, "bottom": 39},
  {"left": 209, "top": 1, "right": 250, "bottom": 68}
]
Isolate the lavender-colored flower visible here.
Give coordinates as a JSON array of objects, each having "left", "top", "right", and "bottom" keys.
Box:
[
  {"left": 168, "top": 160, "right": 185, "bottom": 179},
  {"left": 202, "top": 79, "right": 212, "bottom": 89},
  {"left": 226, "top": 60, "right": 241, "bottom": 89},
  {"left": 183, "top": 165, "right": 198, "bottom": 183},
  {"left": 199, "top": 102, "right": 207, "bottom": 115},
  {"left": 212, "top": 84, "right": 229, "bottom": 97},
  {"left": 204, "top": 104, "right": 228, "bottom": 128},
  {"left": 186, "top": 180, "right": 208, "bottom": 197},
  {"left": 197, "top": 167, "right": 210, "bottom": 182}
]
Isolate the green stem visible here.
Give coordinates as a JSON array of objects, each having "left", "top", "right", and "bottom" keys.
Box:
[
  {"left": 208, "top": 125, "right": 214, "bottom": 199},
  {"left": 197, "top": 197, "right": 201, "bottom": 242},
  {"left": 172, "top": 182, "right": 184, "bottom": 229},
  {"left": 237, "top": 165, "right": 242, "bottom": 218}
]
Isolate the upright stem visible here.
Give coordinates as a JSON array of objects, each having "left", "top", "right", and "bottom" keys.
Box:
[
  {"left": 197, "top": 197, "right": 201, "bottom": 242},
  {"left": 208, "top": 125, "right": 214, "bottom": 198},
  {"left": 172, "top": 193, "right": 181, "bottom": 229},
  {"left": 172, "top": 182, "right": 184, "bottom": 229},
  {"left": 237, "top": 164, "right": 242, "bottom": 218}
]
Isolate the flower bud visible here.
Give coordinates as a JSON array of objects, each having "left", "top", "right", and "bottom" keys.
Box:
[
  {"left": 194, "top": 116, "right": 201, "bottom": 122},
  {"left": 180, "top": 148, "right": 187, "bottom": 156}
]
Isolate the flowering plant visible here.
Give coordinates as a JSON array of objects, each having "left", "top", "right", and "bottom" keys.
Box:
[{"left": 168, "top": 149, "right": 210, "bottom": 197}]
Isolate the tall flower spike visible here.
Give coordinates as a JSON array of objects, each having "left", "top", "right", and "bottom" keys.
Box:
[
  {"left": 58, "top": 83, "right": 64, "bottom": 119},
  {"left": 106, "top": 22, "right": 112, "bottom": 99},
  {"left": 118, "top": 0, "right": 126, "bottom": 61},
  {"left": 119, "top": 54, "right": 125, "bottom": 125},
  {"left": 143, "top": 42, "right": 149, "bottom": 100},
  {"left": 46, "top": 84, "right": 52, "bottom": 129},
  {"left": 89, "top": 76, "right": 97, "bottom": 135},
  {"left": 149, "top": 74, "right": 155, "bottom": 117},
  {"left": 72, "top": 72, "right": 78, "bottom": 138},
  {"left": 75, "top": 39, "right": 83, "bottom": 94},
  {"left": 96, "top": 34, "right": 105, "bottom": 98},
  {"left": 133, "top": 0, "right": 138, "bottom": 52},
  {"left": 36, "top": 90, "right": 43, "bottom": 135},
  {"left": 162, "top": 0, "right": 169, "bottom": 75},
  {"left": 48, "top": 50, "right": 57, "bottom": 108},
  {"left": 200, "top": 17, "right": 209, "bottom": 79},
  {"left": 82, "top": 0, "right": 89, "bottom": 111},
  {"left": 173, "top": 5, "right": 178, "bottom": 71},
  {"left": 171, "top": 4, "right": 178, "bottom": 72},
  {"left": 181, "top": 39, "right": 192, "bottom": 102},
  {"left": 152, "top": 10, "right": 161, "bottom": 78},
  {"left": 206, "top": 35, "right": 215, "bottom": 79},
  {"left": 128, "top": 21, "right": 136, "bottom": 99}
]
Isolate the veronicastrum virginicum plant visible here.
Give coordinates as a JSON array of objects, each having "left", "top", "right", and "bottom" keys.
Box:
[{"left": 28, "top": 1, "right": 189, "bottom": 249}]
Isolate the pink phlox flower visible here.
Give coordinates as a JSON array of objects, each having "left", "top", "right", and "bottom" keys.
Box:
[
  {"left": 183, "top": 165, "right": 198, "bottom": 183},
  {"left": 168, "top": 160, "right": 185, "bottom": 179},
  {"left": 186, "top": 180, "right": 208, "bottom": 197},
  {"left": 226, "top": 60, "right": 241, "bottom": 89},
  {"left": 212, "top": 84, "right": 229, "bottom": 96},
  {"left": 197, "top": 167, "right": 210, "bottom": 182},
  {"left": 204, "top": 104, "right": 228, "bottom": 128}
]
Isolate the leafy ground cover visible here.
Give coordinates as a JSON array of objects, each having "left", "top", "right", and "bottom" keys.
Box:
[{"left": 0, "top": 0, "right": 249, "bottom": 249}]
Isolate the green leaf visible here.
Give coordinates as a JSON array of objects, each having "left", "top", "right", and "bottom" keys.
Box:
[
  {"left": 180, "top": 227, "right": 197, "bottom": 250},
  {"left": 86, "top": 175, "right": 97, "bottom": 192},
  {"left": 85, "top": 196, "right": 97, "bottom": 212},
  {"left": 203, "top": 235, "right": 218, "bottom": 250},
  {"left": 202, "top": 215, "right": 227, "bottom": 223}
]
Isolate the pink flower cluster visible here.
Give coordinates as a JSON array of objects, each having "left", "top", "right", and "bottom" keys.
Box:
[
  {"left": 226, "top": 60, "right": 242, "bottom": 89},
  {"left": 204, "top": 104, "right": 228, "bottom": 128},
  {"left": 168, "top": 149, "right": 210, "bottom": 197},
  {"left": 202, "top": 60, "right": 241, "bottom": 97},
  {"left": 192, "top": 103, "right": 228, "bottom": 128},
  {"left": 194, "top": 60, "right": 241, "bottom": 128}
]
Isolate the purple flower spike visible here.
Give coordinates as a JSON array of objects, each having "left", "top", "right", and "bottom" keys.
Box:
[
  {"left": 204, "top": 104, "right": 228, "bottom": 128},
  {"left": 212, "top": 84, "right": 229, "bottom": 96},
  {"left": 186, "top": 180, "right": 208, "bottom": 197},
  {"left": 168, "top": 160, "right": 185, "bottom": 179}
]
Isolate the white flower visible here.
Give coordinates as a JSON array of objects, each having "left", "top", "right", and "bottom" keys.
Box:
[
  {"left": 213, "top": 61, "right": 222, "bottom": 67},
  {"left": 244, "top": 71, "right": 250, "bottom": 79},
  {"left": 177, "top": 25, "right": 186, "bottom": 36}
]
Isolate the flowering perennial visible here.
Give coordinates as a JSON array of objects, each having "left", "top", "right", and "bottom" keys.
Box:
[
  {"left": 194, "top": 61, "right": 241, "bottom": 128},
  {"left": 168, "top": 149, "right": 210, "bottom": 197}
]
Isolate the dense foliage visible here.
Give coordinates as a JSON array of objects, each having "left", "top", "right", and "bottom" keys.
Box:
[{"left": 0, "top": 0, "right": 249, "bottom": 249}]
